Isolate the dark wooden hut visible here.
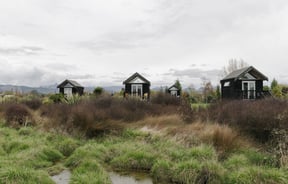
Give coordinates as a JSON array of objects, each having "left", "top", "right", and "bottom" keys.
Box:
[
  {"left": 168, "top": 84, "right": 181, "bottom": 97},
  {"left": 123, "top": 72, "right": 150, "bottom": 100},
  {"left": 220, "top": 66, "right": 269, "bottom": 100},
  {"left": 57, "top": 79, "right": 84, "bottom": 97}
]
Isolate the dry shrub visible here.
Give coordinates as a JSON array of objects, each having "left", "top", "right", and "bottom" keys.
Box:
[
  {"left": 151, "top": 92, "right": 180, "bottom": 106},
  {"left": 4, "top": 104, "right": 34, "bottom": 127},
  {"left": 39, "top": 96, "right": 181, "bottom": 136},
  {"left": 23, "top": 98, "right": 42, "bottom": 110},
  {"left": 178, "top": 97, "right": 196, "bottom": 122},
  {"left": 207, "top": 99, "right": 288, "bottom": 142}
]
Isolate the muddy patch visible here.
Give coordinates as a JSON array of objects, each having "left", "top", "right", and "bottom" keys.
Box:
[
  {"left": 109, "top": 171, "right": 153, "bottom": 184},
  {"left": 51, "top": 170, "right": 71, "bottom": 184}
]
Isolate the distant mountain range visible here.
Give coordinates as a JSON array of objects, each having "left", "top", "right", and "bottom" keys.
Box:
[
  {"left": 0, "top": 84, "right": 124, "bottom": 94},
  {"left": 0, "top": 83, "right": 178, "bottom": 95}
]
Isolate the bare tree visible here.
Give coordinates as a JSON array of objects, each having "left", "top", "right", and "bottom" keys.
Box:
[{"left": 223, "top": 58, "right": 249, "bottom": 76}]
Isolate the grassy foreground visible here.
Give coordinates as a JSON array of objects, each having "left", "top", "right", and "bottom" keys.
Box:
[{"left": 0, "top": 117, "right": 288, "bottom": 184}]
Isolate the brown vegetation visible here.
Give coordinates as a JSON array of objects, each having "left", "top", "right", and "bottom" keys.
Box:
[
  {"left": 3, "top": 104, "right": 34, "bottom": 127},
  {"left": 205, "top": 99, "right": 288, "bottom": 142}
]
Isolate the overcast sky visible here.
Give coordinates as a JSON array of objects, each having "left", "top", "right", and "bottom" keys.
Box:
[{"left": 0, "top": 0, "right": 288, "bottom": 88}]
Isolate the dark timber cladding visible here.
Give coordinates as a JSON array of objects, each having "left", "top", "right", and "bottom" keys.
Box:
[
  {"left": 57, "top": 79, "right": 84, "bottom": 96},
  {"left": 123, "top": 72, "right": 151, "bottom": 99},
  {"left": 220, "top": 66, "right": 269, "bottom": 100}
]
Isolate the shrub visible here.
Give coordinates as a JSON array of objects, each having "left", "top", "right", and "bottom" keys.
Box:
[
  {"left": 206, "top": 99, "right": 288, "bottom": 142},
  {"left": 22, "top": 97, "right": 42, "bottom": 110},
  {"left": 4, "top": 104, "right": 33, "bottom": 126},
  {"left": 151, "top": 92, "right": 180, "bottom": 106},
  {"left": 93, "top": 87, "right": 104, "bottom": 96},
  {"left": 49, "top": 93, "right": 64, "bottom": 103},
  {"left": 178, "top": 97, "right": 196, "bottom": 122}
]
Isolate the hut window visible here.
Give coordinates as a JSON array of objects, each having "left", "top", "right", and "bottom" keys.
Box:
[
  {"left": 131, "top": 84, "right": 143, "bottom": 97},
  {"left": 224, "top": 81, "right": 230, "bottom": 87}
]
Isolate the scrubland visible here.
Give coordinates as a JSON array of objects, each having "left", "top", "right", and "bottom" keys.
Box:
[{"left": 0, "top": 93, "right": 287, "bottom": 183}]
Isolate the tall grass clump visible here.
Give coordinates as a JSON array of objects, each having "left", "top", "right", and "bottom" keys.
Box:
[
  {"left": 0, "top": 166, "right": 54, "bottom": 184},
  {"left": 70, "top": 159, "right": 111, "bottom": 184},
  {"left": 2, "top": 140, "right": 30, "bottom": 154},
  {"left": 225, "top": 166, "right": 288, "bottom": 184},
  {"left": 52, "top": 136, "right": 82, "bottom": 157},
  {"left": 110, "top": 150, "right": 156, "bottom": 171},
  {"left": 151, "top": 160, "right": 173, "bottom": 182},
  {"left": 170, "top": 159, "right": 202, "bottom": 183}
]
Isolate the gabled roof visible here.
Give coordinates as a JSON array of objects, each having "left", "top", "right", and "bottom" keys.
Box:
[
  {"left": 123, "top": 72, "right": 150, "bottom": 85},
  {"left": 168, "top": 84, "right": 180, "bottom": 91},
  {"left": 57, "top": 79, "right": 84, "bottom": 88},
  {"left": 221, "top": 66, "right": 268, "bottom": 81}
]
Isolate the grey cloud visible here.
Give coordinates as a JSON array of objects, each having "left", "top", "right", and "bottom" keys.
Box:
[
  {"left": 0, "top": 65, "right": 95, "bottom": 87},
  {"left": 76, "top": 30, "right": 158, "bottom": 52},
  {"left": 0, "top": 46, "right": 44, "bottom": 55},
  {"left": 45, "top": 63, "right": 77, "bottom": 71},
  {"left": 64, "top": 74, "right": 94, "bottom": 80},
  {"left": 167, "top": 68, "right": 222, "bottom": 80}
]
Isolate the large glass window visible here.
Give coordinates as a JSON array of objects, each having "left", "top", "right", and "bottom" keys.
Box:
[
  {"left": 242, "top": 81, "right": 255, "bottom": 99},
  {"left": 131, "top": 84, "right": 143, "bottom": 97}
]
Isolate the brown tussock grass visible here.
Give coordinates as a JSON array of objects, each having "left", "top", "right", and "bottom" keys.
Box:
[{"left": 135, "top": 115, "right": 253, "bottom": 157}]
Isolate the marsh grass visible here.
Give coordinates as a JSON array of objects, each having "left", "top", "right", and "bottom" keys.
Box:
[
  {"left": 70, "top": 159, "right": 111, "bottom": 184},
  {"left": 110, "top": 150, "right": 156, "bottom": 171},
  {"left": 0, "top": 125, "right": 82, "bottom": 184},
  {"left": 0, "top": 166, "right": 54, "bottom": 184},
  {"left": 1, "top": 114, "right": 287, "bottom": 184},
  {"left": 225, "top": 166, "right": 288, "bottom": 184}
]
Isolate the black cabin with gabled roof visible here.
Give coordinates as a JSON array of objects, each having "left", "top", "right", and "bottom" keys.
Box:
[
  {"left": 57, "top": 79, "right": 84, "bottom": 97},
  {"left": 220, "top": 66, "right": 268, "bottom": 100},
  {"left": 123, "top": 72, "right": 150, "bottom": 100},
  {"left": 168, "top": 84, "right": 181, "bottom": 97}
]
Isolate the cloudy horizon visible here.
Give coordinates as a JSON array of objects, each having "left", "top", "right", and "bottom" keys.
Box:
[{"left": 1, "top": 0, "right": 288, "bottom": 89}]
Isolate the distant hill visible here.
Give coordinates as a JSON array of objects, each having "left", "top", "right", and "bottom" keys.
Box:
[
  {"left": 0, "top": 84, "right": 123, "bottom": 95},
  {"left": 0, "top": 84, "right": 57, "bottom": 94}
]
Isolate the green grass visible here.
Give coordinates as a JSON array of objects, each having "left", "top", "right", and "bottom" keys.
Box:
[
  {"left": 191, "top": 103, "right": 209, "bottom": 109},
  {"left": 0, "top": 166, "right": 54, "bottom": 184},
  {"left": 0, "top": 125, "right": 82, "bottom": 183},
  {"left": 1, "top": 124, "right": 287, "bottom": 184}
]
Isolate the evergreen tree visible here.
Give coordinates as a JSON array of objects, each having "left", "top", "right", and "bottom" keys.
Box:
[
  {"left": 271, "top": 78, "right": 278, "bottom": 90},
  {"left": 174, "top": 79, "right": 182, "bottom": 91}
]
